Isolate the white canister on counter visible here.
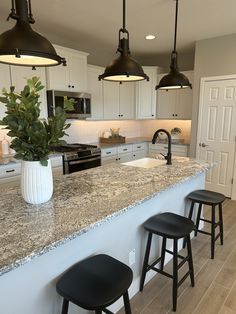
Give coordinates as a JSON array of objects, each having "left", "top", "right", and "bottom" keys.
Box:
[{"left": 1, "top": 137, "right": 9, "bottom": 155}]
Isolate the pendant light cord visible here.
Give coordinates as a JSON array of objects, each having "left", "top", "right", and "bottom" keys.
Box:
[
  {"left": 173, "top": 0, "right": 178, "bottom": 52},
  {"left": 123, "top": 0, "right": 126, "bottom": 30}
]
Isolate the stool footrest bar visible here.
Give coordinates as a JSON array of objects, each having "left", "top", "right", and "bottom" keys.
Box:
[
  {"left": 196, "top": 229, "right": 211, "bottom": 236},
  {"left": 177, "top": 256, "right": 189, "bottom": 270},
  {"left": 177, "top": 271, "right": 191, "bottom": 288}
]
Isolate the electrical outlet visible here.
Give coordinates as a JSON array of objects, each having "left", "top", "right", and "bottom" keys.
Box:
[{"left": 129, "top": 249, "right": 136, "bottom": 266}]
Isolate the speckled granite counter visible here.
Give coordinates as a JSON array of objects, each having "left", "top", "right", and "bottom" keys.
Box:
[{"left": 0, "top": 157, "right": 213, "bottom": 276}]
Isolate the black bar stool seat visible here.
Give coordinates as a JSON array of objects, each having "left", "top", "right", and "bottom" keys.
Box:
[
  {"left": 140, "top": 212, "right": 195, "bottom": 312},
  {"left": 57, "top": 254, "right": 133, "bottom": 314},
  {"left": 144, "top": 212, "right": 194, "bottom": 239},
  {"left": 188, "top": 190, "right": 225, "bottom": 205},
  {"left": 185, "top": 189, "right": 226, "bottom": 259}
]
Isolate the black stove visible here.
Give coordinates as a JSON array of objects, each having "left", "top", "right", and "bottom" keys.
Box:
[{"left": 53, "top": 143, "right": 101, "bottom": 174}]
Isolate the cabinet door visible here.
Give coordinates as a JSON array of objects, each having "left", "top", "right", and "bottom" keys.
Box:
[
  {"left": 10, "top": 66, "right": 47, "bottom": 119},
  {"left": 157, "top": 88, "right": 177, "bottom": 119},
  {"left": 102, "top": 156, "right": 118, "bottom": 165},
  {"left": 176, "top": 72, "right": 193, "bottom": 119},
  {"left": 46, "top": 47, "right": 70, "bottom": 91},
  {"left": 119, "top": 82, "right": 135, "bottom": 119},
  {"left": 103, "top": 81, "right": 120, "bottom": 120},
  {"left": 0, "top": 64, "right": 11, "bottom": 119},
  {"left": 118, "top": 152, "right": 133, "bottom": 163},
  {"left": 132, "top": 150, "right": 146, "bottom": 160},
  {"left": 69, "top": 52, "right": 87, "bottom": 92},
  {"left": 87, "top": 66, "right": 103, "bottom": 120},
  {"left": 137, "top": 67, "right": 157, "bottom": 119}
]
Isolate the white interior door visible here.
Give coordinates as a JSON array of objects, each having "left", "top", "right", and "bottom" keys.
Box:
[{"left": 197, "top": 78, "right": 236, "bottom": 197}]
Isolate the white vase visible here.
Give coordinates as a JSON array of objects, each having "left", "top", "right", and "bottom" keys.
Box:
[{"left": 21, "top": 160, "right": 53, "bottom": 205}]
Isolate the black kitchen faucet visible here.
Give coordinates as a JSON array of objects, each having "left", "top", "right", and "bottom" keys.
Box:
[{"left": 152, "top": 129, "right": 172, "bottom": 165}]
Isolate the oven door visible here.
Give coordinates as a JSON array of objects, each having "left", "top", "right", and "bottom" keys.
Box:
[{"left": 64, "top": 156, "right": 101, "bottom": 174}]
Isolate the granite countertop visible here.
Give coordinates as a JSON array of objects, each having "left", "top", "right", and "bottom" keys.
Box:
[
  {"left": 0, "top": 153, "right": 63, "bottom": 167},
  {"left": 94, "top": 137, "right": 190, "bottom": 149},
  {"left": 0, "top": 157, "right": 213, "bottom": 276}
]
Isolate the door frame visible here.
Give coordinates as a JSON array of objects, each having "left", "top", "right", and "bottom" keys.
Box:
[{"left": 197, "top": 74, "right": 236, "bottom": 199}]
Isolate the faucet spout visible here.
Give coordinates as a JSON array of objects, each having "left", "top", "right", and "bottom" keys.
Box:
[{"left": 152, "top": 129, "right": 172, "bottom": 165}]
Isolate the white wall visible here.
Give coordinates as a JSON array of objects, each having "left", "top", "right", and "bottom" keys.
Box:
[{"left": 190, "top": 33, "right": 236, "bottom": 156}]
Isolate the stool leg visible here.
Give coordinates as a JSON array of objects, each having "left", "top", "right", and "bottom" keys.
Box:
[
  {"left": 183, "top": 201, "right": 195, "bottom": 248},
  {"left": 172, "top": 239, "right": 178, "bottom": 312},
  {"left": 123, "top": 291, "right": 132, "bottom": 314},
  {"left": 140, "top": 232, "right": 153, "bottom": 291},
  {"left": 186, "top": 235, "right": 195, "bottom": 287},
  {"left": 195, "top": 203, "right": 202, "bottom": 237},
  {"left": 211, "top": 205, "right": 216, "bottom": 259},
  {"left": 219, "top": 203, "right": 224, "bottom": 245},
  {"left": 95, "top": 311, "right": 102, "bottom": 314},
  {"left": 61, "top": 298, "right": 69, "bottom": 314},
  {"left": 160, "top": 237, "right": 166, "bottom": 271}
]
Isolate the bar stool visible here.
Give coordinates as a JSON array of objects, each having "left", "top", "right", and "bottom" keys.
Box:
[
  {"left": 56, "top": 254, "right": 133, "bottom": 314},
  {"left": 184, "top": 189, "right": 226, "bottom": 259},
  {"left": 140, "top": 212, "right": 195, "bottom": 312}
]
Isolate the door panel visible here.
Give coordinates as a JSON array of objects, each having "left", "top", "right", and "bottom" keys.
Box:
[{"left": 198, "top": 79, "right": 236, "bottom": 196}]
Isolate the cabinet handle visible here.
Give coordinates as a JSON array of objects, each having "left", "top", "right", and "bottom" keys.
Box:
[
  {"left": 137, "top": 146, "right": 141, "bottom": 148},
  {"left": 72, "top": 85, "right": 75, "bottom": 88},
  {"left": 172, "top": 114, "right": 175, "bottom": 116},
  {"left": 133, "top": 154, "right": 136, "bottom": 157},
  {"left": 121, "top": 114, "right": 123, "bottom": 117},
  {"left": 6, "top": 169, "right": 15, "bottom": 173},
  {"left": 175, "top": 114, "right": 178, "bottom": 117},
  {"left": 164, "top": 146, "right": 168, "bottom": 149},
  {"left": 123, "top": 148, "right": 128, "bottom": 151},
  {"left": 116, "top": 158, "right": 118, "bottom": 161},
  {"left": 68, "top": 85, "right": 71, "bottom": 88},
  {"left": 106, "top": 152, "right": 111, "bottom": 155},
  {"left": 118, "top": 114, "right": 120, "bottom": 117},
  {"left": 119, "top": 158, "right": 121, "bottom": 160},
  {"left": 152, "top": 114, "right": 154, "bottom": 117}
]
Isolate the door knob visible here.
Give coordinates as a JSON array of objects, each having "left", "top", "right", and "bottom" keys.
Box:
[{"left": 201, "top": 143, "right": 209, "bottom": 147}]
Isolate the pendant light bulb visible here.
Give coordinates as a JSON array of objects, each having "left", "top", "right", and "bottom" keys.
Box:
[
  {"left": 156, "top": 0, "right": 192, "bottom": 90},
  {"left": 99, "top": 0, "right": 149, "bottom": 82},
  {"left": 0, "top": 0, "right": 66, "bottom": 67}
]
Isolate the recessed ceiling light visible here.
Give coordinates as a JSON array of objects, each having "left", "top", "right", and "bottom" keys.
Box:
[{"left": 145, "top": 34, "right": 156, "bottom": 40}]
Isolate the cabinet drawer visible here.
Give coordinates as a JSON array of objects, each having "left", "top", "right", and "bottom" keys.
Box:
[
  {"left": 117, "top": 145, "right": 132, "bottom": 154},
  {"left": 132, "top": 143, "right": 146, "bottom": 151},
  {"left": 50, "top": 155, "right": 62, "bottom": 168},
  {"left": 101, "top": 147, "right": 118, "bottom": 157},
  {"left": 102, "top": 156, "right": 117, "bottom": 165},
  {"left": 0, "top": 163, "right": 21, "bottom": 179}
]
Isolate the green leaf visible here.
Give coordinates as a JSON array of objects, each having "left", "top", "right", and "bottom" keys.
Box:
[{"left": 39, "top": 158, "right": 48, "bottom": 167}]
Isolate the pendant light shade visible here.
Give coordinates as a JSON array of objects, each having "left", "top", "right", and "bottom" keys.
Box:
[
  {"left": 99, "top": 0, "right": 149, "bottom": 82},
  {"left": 0, "top": 0, "right": 66, "bottom": 67},
  {"left": 156, "top": 0, "right": 191, "bottom": 90}
]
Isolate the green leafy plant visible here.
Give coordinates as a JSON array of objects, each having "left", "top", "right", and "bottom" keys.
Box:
[
  {"left": 0, "top": 77, "right": 74, "bottom": 166},
  {"left": 171, "top": 127, "right": 182, "bottom": 135}
]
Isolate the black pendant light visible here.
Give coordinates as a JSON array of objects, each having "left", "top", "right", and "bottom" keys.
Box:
[
  {"left": 0, "top": 0, "right": 66, "bottom": 67},
  {"left": 156, "top": 0, "right": 191, "bottom": 90},
  {"left": 99, "top": 0, "right": 149, "bottom": 82}
]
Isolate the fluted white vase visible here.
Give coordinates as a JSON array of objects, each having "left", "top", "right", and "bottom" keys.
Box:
[{"left": 21, "top": 160, "right": 53, "bottom": 205}]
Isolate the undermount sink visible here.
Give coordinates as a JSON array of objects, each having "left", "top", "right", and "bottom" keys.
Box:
[{"left": 121, "top": 157, "right": 166, "bottom": 169}]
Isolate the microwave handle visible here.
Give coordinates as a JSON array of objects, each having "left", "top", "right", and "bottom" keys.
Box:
[{"left": 83, "top": 98, "right": 86, "bottom": 114}]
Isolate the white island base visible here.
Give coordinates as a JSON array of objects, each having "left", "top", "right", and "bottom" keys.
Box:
[{"left": 0, "top": 172, "right": 205, "bottom": 314}]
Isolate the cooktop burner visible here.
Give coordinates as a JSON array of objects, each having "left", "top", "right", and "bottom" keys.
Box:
[
  {"left": 52, "top": 143, "right": 101, "bottom": 161},
  {"left": 53, "top": 143, "right": 98, "bottom": 152}
]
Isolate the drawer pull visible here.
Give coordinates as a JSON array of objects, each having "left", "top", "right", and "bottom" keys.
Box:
[
  {"left": 106, "top": 152, "right": 112, "bottom": 155},
  {"left": 137, "top": 146, "right": 141, "bottom": 148},
  {"left": 6, "top": 169, "right": 15, "bottom": 173},
  {"left": 164, "top": 147, "right": 168, "bottom": 149},
  {"left": 123, "top": 149, "right": 128, "bottom": 151}
]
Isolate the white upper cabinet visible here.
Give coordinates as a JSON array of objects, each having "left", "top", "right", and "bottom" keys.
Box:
[
  {"left": 136, "top": 67, "right": 158, "bottom": 119},
  {"left": 119, "top": 82, "right": 135, "bottom": 120},
  {"left": 46, "top": 45, "right": 88, "bottom": 92},
  {"left": 157, "top": 71, "right": 193, "bottom": 119},
  {"left": 87, "top": 65, "right": 104, "bottom": 120},
  {"left": 10, "top": 66, "right": 47, "bottom": 119},
  {"left": 103, "top": 81, "right": 120, "bottom": 120},
  {"left": 0, "top": 64, "right": 11, "bottom": 119}
]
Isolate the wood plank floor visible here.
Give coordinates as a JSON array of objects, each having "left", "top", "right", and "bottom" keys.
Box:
[{"left": 118, "top": 199, "right": 236, "bottom": 314}]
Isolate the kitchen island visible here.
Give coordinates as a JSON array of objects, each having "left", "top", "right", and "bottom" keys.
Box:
[{"left": 0, "top": 157, "right": 213, "bottom": 314}]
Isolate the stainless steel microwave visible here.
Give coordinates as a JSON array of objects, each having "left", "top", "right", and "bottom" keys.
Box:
[{"left": 47, "top": 90, "right": 91, "bottom": 119}]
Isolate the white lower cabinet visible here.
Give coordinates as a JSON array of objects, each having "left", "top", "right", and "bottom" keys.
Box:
[
  {"left": 101, "top": 142, "right": 148, "bottom": 165},
  {"left": 0, "top": 156, "right": 63, "bottom": 188},
  {"left": 149, "top": 143, "right": 189, "bottom": 157}
]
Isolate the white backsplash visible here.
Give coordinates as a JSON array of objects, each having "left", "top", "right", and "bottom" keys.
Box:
[{"left": 0, "top": 119, "right": 191, "bottom": 145}]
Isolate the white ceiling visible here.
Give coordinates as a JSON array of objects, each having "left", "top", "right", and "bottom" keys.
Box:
[{"left": 0, "top": 0, "right": 236, "bottom": 69}]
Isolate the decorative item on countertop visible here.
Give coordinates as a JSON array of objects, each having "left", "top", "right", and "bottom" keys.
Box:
[
  {"left": 1, "top": 136, "right": 10, "bottom": 155},
  {"left": 0, "top": 77, "right": 74, "bottom": 205},
  {"left": 158, "top": 131, "right": 168, "bottom": 141},
  {"left": 170, "top": 127, "right": 183, "bottom": 143},
  {"left": 99, "top": 128, "right": 125, "bottom": 143}
]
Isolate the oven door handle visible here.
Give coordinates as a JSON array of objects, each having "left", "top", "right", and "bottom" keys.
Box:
[
  {"left": 83, "top": 98, "right": 86, "bottom": 114},
  {"left": 68, "top": 156, "right": 101, "bottom": 165}
]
